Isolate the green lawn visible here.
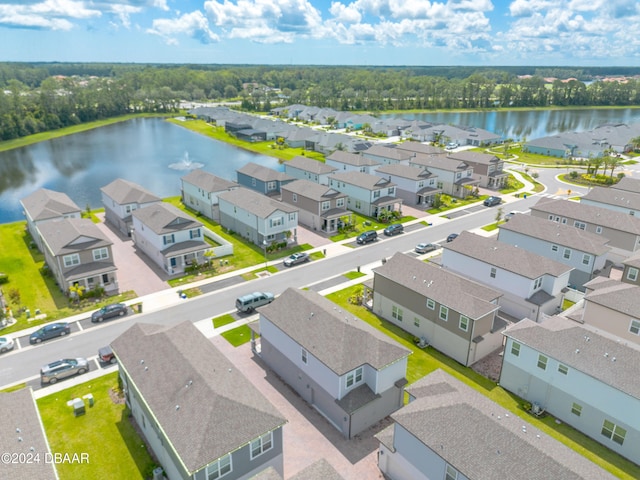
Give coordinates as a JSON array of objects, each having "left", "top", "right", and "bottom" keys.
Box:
[
  {"left": 343, "top": 271, "right": 366, "bottom": 280},
  {"left": 36, "top": 372, "right": 157, "bottom": 480},
  {"left": 220, "top": 324, "right": 253, "bottom": 346},
  {"left": 427, "top": 195, "right": 488, "bottom": 215},
  {"left": 212, "top": 313, "right": 236, "bottom": 329},
  {"left": 329, "top": 213, "right": 416, "bottom": 242}
]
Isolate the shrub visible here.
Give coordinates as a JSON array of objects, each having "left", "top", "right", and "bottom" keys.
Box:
[
  {"left": 569, "top": 171, "right": 579, "bottom": 179},
  {"left": 0, "top": 273, "right": 8, "bottom": 284}
]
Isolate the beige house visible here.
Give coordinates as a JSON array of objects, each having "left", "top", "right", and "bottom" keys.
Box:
[{"left": 445, "top": 150, "right": 508, "bottom": 189}]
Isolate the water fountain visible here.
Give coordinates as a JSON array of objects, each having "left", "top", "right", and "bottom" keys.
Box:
[{"left": 168, "top": 151, "right": 204, "bottom": 171}]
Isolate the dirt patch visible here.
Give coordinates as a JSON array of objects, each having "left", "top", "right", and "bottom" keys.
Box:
[
  {"left": 472, "top": 348, "right": 504, "bottom": 383},
  {"left": 109, "top": 387, "right": 125, "bottom": 405}
]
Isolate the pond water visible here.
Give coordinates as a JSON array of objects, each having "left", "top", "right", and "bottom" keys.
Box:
[{"left": 0, "top": 118, "right": 281, "bottom": 224}]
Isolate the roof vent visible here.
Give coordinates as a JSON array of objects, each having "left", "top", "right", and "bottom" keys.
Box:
[
  {"left": 575, "top": 349, "right": 580, "bottom": 354},
  {"left": 604, "top": 352, "right": 609, "bottom": 358},
  {"left": 16, "top": 428, "right": 20, "bottom": 433},
  {"left": 175, "top": 405, "right": 180, "bottom": 411},
  {"left": 144, "top": 366, "right": 148, "bottom": 371},
  {"left": 140, "top": 359, "right": 144, "bottom": 364},
  {"left": 18, "top": 437, "right": 22, "bottom": 442},
  {"left": 612, "top": 357, "right": 616, "bottom": 362}
]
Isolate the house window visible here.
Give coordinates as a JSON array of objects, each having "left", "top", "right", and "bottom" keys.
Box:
[
  {"left": 346, "top": 367, "right": 363, "bottom": 388},
  {"left": 321, "top": 201, "right": 330, "bottom": 211},
  {"left": 63, "top": 254, "right": 80, "bottom": 267},
  {"left": 163, "top": 234, "right": 175, "bottom": 245},
  {"left": 392, "top": 305, "right": 403, "bottom": 322},
  {"left": 548, "top": 215, "right": 554, "bottom": 220},
  {"left": 414, "top": 317, "right": 420, "bottom": 327},
  {"left": 270, "top": 217, "right": 283, "bottom": 228},
  {"left": 250, "top": 432, "right": 273, "bottom": 459},
  {"left": 596, "top": 226, "right": 603, "bottom": 234},
  {"left": 439, "top": 306, "right": 448, "bottom": 322},
  {"left": 558, "top": 364, "right": 569, "bottom": 375},
  {"left": 601, "top": 419, "right": 626, "bottom": 445},
  {"left": 627, "top": 267, "right": 638, "bottom": 282},
  {"left": 533, "top": 277, "right": 543, "bottom": 290},
  {"left": 92, "top": 248, "right": 109, "bottom": 261},
  {"left": 373, "top": 190, "right": 380, "bottom": 199},
  {"left": 301, "top": 348, "right": 308, "bottom": 364},
  {"left": 437, "top": 181, "right": 443, "bottom": 189},
  {"left": 267, "top": 181, "right": 276, "bottom": 191},
  {"left": 190, "top": 229, "right": 201, "bottom": 239},
  {"left": 563, "top": 248, "right": 571, "bottom": 260},
  {"left": 336, "top": 198, "right": 345, "bottom": 207},
  {"left": 459, "top": 315, "right": 469, "bottom": 332},
  {"left": 292, "top": 193, "right": 297, "bottom": 203},
  {"left": 355, "top": 200, "right": 361, "bottom": 209},
  {"left": 574, "top": 221, "right": 586, "bottom": 230},
  {"left": 629, "top": 319, "right": 640, "bottom": 335},
  {"left": 571, "top": 403, "right": 582, "bottom": 416},
  {"left": 511, "top": 341, "right": 520, "bottom": 357},
  {"left": 490, "top": 267, "right": 496, "bottom": 279},
  {"left": 551, "top": 245, "right": 558, "bottom": 252},
  {"left": 251, "top": 178, "right": 257, "bottom": 187},
  {"left": 561, "top": 218, "right": 567, "bottom": 224},
  {"left": 388, "top": 187, "right": 394, "bottom": 195},
  {"left": 537, "top": 354, "right": 548, "bottom": 370},
  {"left": 418, "top": 181, "right": 424, "bottom": 188},
  {"left": 289, "top": 213, "right": 296, "bottom": 221},
  {"left": 426, "top": 298, "right": 435, "bottom": 310},
  {"left": 582, "top": 254, "right": 591, "bottom": 266},
  {"left": 456, "top": 172, "right": 461, "bottom": 179},
  {"left": 207, "top": 454, "right": 232, "bottom": 479},
  {"left": 125, "top": 205, "right": 132, "bottom": 213},
  {"left": 445, "top": 464, "right": 459, "bottom": 480}
]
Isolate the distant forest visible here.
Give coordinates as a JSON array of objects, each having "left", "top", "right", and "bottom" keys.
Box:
[{"left": 2, "top": 63, "right": 640, "bottom": 142}]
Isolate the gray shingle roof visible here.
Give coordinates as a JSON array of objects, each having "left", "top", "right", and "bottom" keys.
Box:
[
  {"left": 394, "top": 142, "right": 445, "bottom": 155},
  {"left": 281, "top": 180, "right": 346, "bottom": 202},
  {"left": 388, "top": 369, "right": 615, "bottom": 480},
  {"left": 613, "top": 177, "right": 640, "bottom": 194},
  {"left": 446, "top": 150, "right": 499, "bottom": 165},
  {"left": 409, "top": 153, "right": 469, "bottom": 172},
  {"left": 622, "top": 250, "right": 640, "bottom": 268},
  {"left": 583, "top": 279, "right": 640, "bottom": 317},
  {"left": 499, "top": 213, "right": 610, "bottom": 256},
  {"left": 504, "top": 316, "right": 640, "bottom": 400},
  {"left": 132, "top": 203, "right": 202, "bottom": 235},
  {"left": 237, "top": 162, "right": 294, "bottom": 182},
  {"left": 582, "top": 186, "right": 640, "bottom": 211},
  {"left": 326, "top": 150, "right": 379, "bottom": 167},
  {"left": 289, "top": 459, "right": 345, "bottom": 480},
  {"left": 285, "top": 156, "right": 338, "bottom": 175},
  {"left": 111, "top": 322, "right": 286, "bottom": 474},
  {"left": 218, "top": 188, "right": 298, "bottom": 217},
  {"left": 444, "top": 231, "right": 572, "bottom": 279},
  {"left": 373, "top": 252, "right": 502, "bottom": 319},
  {"left": 180, "top": 169, "right": 238, "bottom": 193},
  {"left": 258, "top": 288, "right": 410, "bottom": 375},
  {"left": 363, "top": 144, "right": 414, "bottom": 161},
  {"left": 100, "top": 178, "right": 161, "bottom": 205},
  {"left": 328, "top": 171, "right": 396, "bottom": 190},
  {"left": 374, "top": 164, "right": 435, "bottom": 180},
  {"left": 37, "top": 217, "right": 112, "bottom": 255},
  {"left": 20, "top": 188, "right": 81, "bottom": 221}
]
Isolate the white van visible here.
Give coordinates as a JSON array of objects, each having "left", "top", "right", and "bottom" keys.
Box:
[{"left": 235, "top": 292, "right": 275, "bottom": 313}]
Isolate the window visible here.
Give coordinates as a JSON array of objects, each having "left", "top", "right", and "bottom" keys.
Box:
[
  {"left": 63, "top": 254, "right": 80, "bottom": 267},
  {"left": 629, "top": 319, "right": 640, "bottom": 335},
  {"left": 289, "top": 213, "right": 296, "bottom": 221},
  {"left": 93, "top": 248, "right": 109, "bottom": 261},
  {"left": 346, "top": 367, "right": 363, "bottom": 388},
  {"left": 490, "top": 267, "right": 496, "bottom": 279},
  {"left": 270, "top": 217, "right": 283, "bottom": 228},
  {"left": 250, "top": 432, "right": 273, "bottom": 459},
  {"left": 533, "top": 277, "right": 543, "bottom": 290},
  {"left": 355, "top": 200, "right": 361, "bottom": 209},
  {"left": 418, "top": 181, "right": 424, "bottom": 188},
  {"left": 388, "top": 187, "right": 394, "bottom": 195},
  {"left": 574, "top": 221, "right": 586, "bottom": 230},
  {"left": 207, "top": 454, "right": 232, "bottom": 479},
  {"left": 439, "top": 306, "right": 448, "bottom": 322},
  {"left": 459, "top": 315, "right": 469, "bottom": 332},
  {"left": 336, "top": 198, "right": 344, "bottom": 208},
  {"left": 445, "top": 464, "right": 459, "bottom": 480},
  {"left": 267, "top": 181, "right": 276, "bottom": 191},
  {"left": 511, "top": 342, "right": 521, "bottom": 357},
  {"left": 437, "top": 181, "right": 443, "bottom": 189},
  {"left": 563, "top": 248, "right": 571, "bottom": 260},
  {"left": 601, "top": 420, "right": 626, "bottom": 445},
  {"left": 163, "top": 234, "right": 175, "bottom": 245},
  {"left": 561, "top": 218, "right": 567, "bottom": 224},
  {"left": 558, "top": 363, "right": 569, "bottom": 375},
  {"left": 426, "top": 298, "right": 435, "bottom": 310},
  {"left": 373, "top": 190, "right": 380, "bottom": 198},
  {"left": 321, "top": 201, "right": 330, "bottom": 211},
  {"left": 190, "top": 229, "right": 201, "bottom": 239},
  {"left": 392, "top": 305, "right": 403, "bottom": 322},
  {"left": 537, "top": 354, "right": 548, "bottom": 370},
  {"left": 292, "top": 193, "right": 297, "bottom": 203},
  {"left": 414, "top": 317, "right": 420, "bottom": 327},
  {"left": 571, "top": 403, "right": 582, "bottom": 416},
  {"left": 551, "top": 245, "right": 558, "bottom": 252},
  {"left": 301, "top": 348, "right": 308, "bottom": 364},
  {"left": 548, "top": 215, "right": 554, "bottom": 221},
  {"left": 582, "top": 254, "right": 591, "bottom": 266},
  {"left": 251, "top": 178, "right": 257, "bottom": 187},
  {"left": 596, "top": 226, "right": 603, "bottom": 234},
  {"left": 627, "top": 267, "right": 639, "bottom": 282}
]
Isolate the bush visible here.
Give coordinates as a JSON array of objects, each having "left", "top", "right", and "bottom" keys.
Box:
[
  {"left": 0, "top": 273, "right": 8, "bottom": 284},
  {"left": 569, "top": 171, "right": 579, "bottom": 179}
]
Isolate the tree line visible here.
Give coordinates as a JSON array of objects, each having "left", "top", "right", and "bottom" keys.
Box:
[{"left": 2, "top": 63, "right": 640, "bottom": 142}]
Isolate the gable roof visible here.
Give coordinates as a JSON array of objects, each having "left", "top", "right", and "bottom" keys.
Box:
[
  {"left": 446, "top": 150, "right": 500, "bottom": 165},
  {"left": 237, "top": 162, "right": 293, "bottom": 183},
  {"left": 20, "top": 188, "right": 81, "bottom": 221},
  {"left": 218, "top": 187, "right": 298, "bottom": 217},
  {"left": 180, "top": 169, "right": 238, "bottom": 193},
  {"left": 285, "top": 156, "right": 338, "bottom": 175},
  {"left": 100, "top": 178, "right": 161, "bottom": 205},
  {"left": 583, "top": 279, "right": 640, "bottom": 317},
  {"left": 363, "top": 144, "right": 414, "bottom": 161},
  {"left": 112, "top": 322, "right": 286, "bottom": 474},
  {"left": 374, "top": 252, "right": 502, "bottom": 319},
  {"left": 289, "top": 459, "right": 345, "bottom": 480},
  {"left": 613, "top": 176, "right": 640, "bottom": 194},
  {"left": 132, "top": 203, "right": 202, "bottom": 234},
  {"left": 581, "top": 186, "right": 640, "bottom": 211},
  {"left": 37, "top": 217, "right": 112, "bottom": 255},
  {"left": 394, "top": 142, "right": 445, "bottom": 155},
  {"left": 258, "top": 288, "right": 410, "bottom": 375},
  {"left": 326, "top": 150, "right": 380, "bottom": 167},
  {"left": 281, "top": 180, "right": 346, "bottom": 202},
  {"left": 328, "top": 171, "right": 396, "bottom": 190},
  {"left": 409, "top": 153, "right": 469, "bottom": 172},
  {"left": 374, "top": 164, "right": 435, "bottom": 181}
]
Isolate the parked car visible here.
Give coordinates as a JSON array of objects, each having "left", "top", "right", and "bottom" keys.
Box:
[
  {"left": 40, "top": 358, "right": 89, "bottom": 384},
  {"left": 98, "top": 345, "right": 117, "bottom": 365},
  {"left": 356, "top": 230, "right": 378, "bottom": 244},
  {"left": 383, "top": 223, "right": 404, "bottom": 236},
  {"left": 283, "top": 252, "right": 310, "bottom": 267},
  {"left": 29, "top": 322, "right": 71, "bottom": 344},
  {"left": 415, "top": 243, "right": 438, "bottom": 254},
  {"left": 236, "top": 292, "right": 275, "bottom": 313},
  {"left": 0, "top": 336, "right": 14, "bottom": 353},
  {"left": 483, "top": 196, "right": 502, "bottom": 207},
  {"left": 446, "top": 142, "right": 459, "bottom": 150},
  {"left": 446, "top": 233, "right": 459, "bottom": 243},
  {"left": 504, "top": 210, "right": 524, "bottom": 221},
  {"left": 91, "top": 303, "right": 128, "bottom": 323}
]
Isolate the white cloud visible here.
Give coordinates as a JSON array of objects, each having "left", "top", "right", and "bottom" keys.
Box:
[
  {"left": 329, "top": 2, "right": 361, "bottom": 23},
  {"left": 147, "top": 10, "right": 219, "bottom": 44},
  {"left": 109, "top": 4, "right": 142, "bottom": 29},
  {"left": 0, "top": 0, "right": 100, "bottom": 29}
]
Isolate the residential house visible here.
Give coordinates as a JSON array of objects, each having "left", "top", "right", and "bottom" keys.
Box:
[
  {"left": 252, "top": 459, "right": 345, "bottom": 480},
  {"left": 442, "top": 232, "right": 572, "bottom": 322},
  {"left": 131, "top": 203, "right": 209, "bottom": 275},
  {"left": 180, "top": 169, "right": 238, "bottom": 222},
  {"left": 20, "top": 188, "right": 82, "bottom": 251},
  {"left": 523, "top": 135, "right": 577, "bottom": 158},
  {"left": 101, "top": 179, "right": 161, "bottom": 236},
  {"left": 530, "top": 197, "right": 640, "bottom": 262},
  {"left": 325, "top": 150, "right": 380, "bottom": 174},
  {"left": 376, "top": 369, "right": 616, "bottom": 480},
  {"left": 280, "top": 180, "right": 350, "bottom": 234},
  {"left": 612, "top": 176, "right": 640, "bottom": 194},
  {"left": 278, "top": 126, "right": 316, "bottom": 148},
  {"left": 218, "top": 188, "right": 298, "bottom": 246},
  {"left": 371, "top": 252, "right": 504, "bottom": 366},
  {"left": 621, "top": 250, "right": 640, "bottom": 286},
  {"left": 373, "top": 164, "right": 441, "bottom": 207},
  {"left": 283, "top": 156, "right": 338, "bottom": 185},
  {"left": 305, "top": 132, "right": 372, "bottom": 155},
  {"left": 251, "top": 288, "right": 410, "bottom": 439},
  {"left": 362, "top": 144, "right": 413, "bottom": 166},
  {"left": 328, "top": 171, "right": 402, "bottom": 218},
  {"left": 409, "top": 153, "right": 479, "bottom": 198},
  {"left": 237, "top": 162, "right": 294, "bottom": 197},
  {"left": 394, "top": 142, "right": 445, "bottom": 156},
  {"left": 112, "top": 321, "right": 287, "bottom": 480},
  {"left": 38, "top": 218, "right": 119, "bottom": 295},
  {"left": 500, "top": 315, "right": 640, "bottom": 465},
  {"left": 581, "top": 186, "right": 640, "bottom": 217},
  {"left": 446, "top": 151, "right": 508, "bottom": 189},
  {"left": 498, "top": 213, "right": 610, "bottom": 290}
]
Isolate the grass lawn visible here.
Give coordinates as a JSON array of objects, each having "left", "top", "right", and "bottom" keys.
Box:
[
  {"left": 326, "top": 285, "right": 638, "bottom": 479},
  {"left": 212, "top": 313, "right": 236, "bottom": 329},
  {"left": 242, "top": 265, "right": 278, "bottom": 281},
  {"left": 37, "top": 372, "right": 157, "bottom": 480},
  {"left": 427, "top": 195, "right": 488, "bottom": 215},
  {"left": 343, "top": 271, "right": 366, "bottom": 280},
  {"left": 329, "top": 213, "right": 417, "bottom": 242},
  {"left": 221, "top": 324, "right": 253, "bottom": 347}
]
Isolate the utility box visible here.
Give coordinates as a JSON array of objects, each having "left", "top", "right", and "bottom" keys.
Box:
[
  {"left": 83, "top": 393, "right": 94, "bottom": 407},
  {"left": 72, "top": 398, "right": 85, "bottom": 417}
]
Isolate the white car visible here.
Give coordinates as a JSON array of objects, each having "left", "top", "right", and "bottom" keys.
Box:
[{"left": 0, "top": 336, "right": 14, "bottom": 354}]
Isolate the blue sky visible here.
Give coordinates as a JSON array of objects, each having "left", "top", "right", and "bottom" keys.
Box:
[{"left": 1, "top": 0, "right": 639, "bottom": 65}]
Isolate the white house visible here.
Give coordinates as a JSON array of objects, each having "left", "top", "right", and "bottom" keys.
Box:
[
  {"left": 328, "top": 171, "right": 402, "bottom": 218},
  {"left": 325, "top": 150, "right": 380, "bottom": 174},
  {"left": 101, "top": 178, "right": 161, "bottom": 236},
  {"left": 373, "top": 164, "right": 441, "bottom": 207},
  {"left": 362, "top": 144, "right": 413, "bottom": 166},
  {"left": 180, "top": 169, "right": 238, "bottom": 222},
  {"left": 283, "top": 155, "right": 338, "bottom": 185},
  {"left": 409, "top": 153, "right": 480, "bottom": 198}
]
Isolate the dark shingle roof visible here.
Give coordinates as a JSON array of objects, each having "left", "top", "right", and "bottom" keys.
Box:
[
  {"left": 100, "top": 178, "right": 161, "bottom": 205},
  {"left": 409, "top": 153, "right": 469, "bottom": 172},
  {"left": 37, "top": 218, "right": 112, "bottom": 255},
  {"left": 111, "top": 322, "right": 286, "bottom": 474},
  {"left": 285, "top": 156, "right": 338, "bottom": 175},
  {"left": 394, "top": 142, "right": 445, "bottom": 155},
  {"left": 180, "top": 169, "right": 238, "bottom": 192},
  {"left": 132, "top": 203, "right": 202, "bottom": 235},
  {"left": 237, "top": 162, "right": 293, "bottom": 182},
  {"left": 218, "top": 188, "right": 298, "bottom": 217},
  {"left": 21, "top": 188, "right": 81, "bottom": 221},
  {"left": 281, "top": 180, "right": 346, "bottom": 202},
  {"left": 258, "top": 288, "right": 410, "bottom": 375}
]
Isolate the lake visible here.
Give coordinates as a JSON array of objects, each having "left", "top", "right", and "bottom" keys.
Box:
[{"left": 0, "top": 118, "right": 281, "bottom": 224}]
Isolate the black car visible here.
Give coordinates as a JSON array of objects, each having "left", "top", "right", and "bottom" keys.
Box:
[
  {"left": 483, "top": 196, "right": 502, "bottom": 207},
  {"left": 30, "top": 322, "right": 71, "bottom": 344},
  {"left": 446, "top": 233, "right": 459, "bottom": 243},
  {"left": 283, "top": 252, "right": 310, "bottom": 267},
  {"left": 91, "top": 303, "right": 128, "bottom": 323},
  {"left": 383, "top": 223, "right": 404, "bottom": 236},
  {"left": 356, "top": 230, "right": 378, "bottom": 244}
]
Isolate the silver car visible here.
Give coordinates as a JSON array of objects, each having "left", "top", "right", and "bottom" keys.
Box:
[
  {"left": 415, "top": 243, "right": 438, "bottom": 254},
  {"left": 0, "top": 337, "right": 14, "bottom": 354},
  {"left": 40, "top": 358, "right": 89, "bottom": 384}
]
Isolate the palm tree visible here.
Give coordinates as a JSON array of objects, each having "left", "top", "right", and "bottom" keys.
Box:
[
  {"left": 608, "top": 156, "right": 621, "bottom": 178},
  {"left": 630, "top": 136, "right": 640, "bottom": 152}
]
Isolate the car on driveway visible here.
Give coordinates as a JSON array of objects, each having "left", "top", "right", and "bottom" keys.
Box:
[
  {"left": 446, "top": 233, "right": 459, "bottom": 243},
  {"left": 283, "top": 252, "right": 310, "bottom": 267},
  {"left": 30, "top": 322, "right": 70, "bottom": 344},
  {"left": 98, "top": 345, "right": 117, "bottom": 365},
  {"left": 356, "top": 230, "right": 378, "bottom": 244},
  {"left": 415, "top": 243, "right": 438, "bottom": 254},
  {"left": 91, "top": 303, "right": 128, "bottom": 323},
  {"left": 483, "top": 196, "right": 502, "bottom": 207},
  {"left": 40, "top": 358, "right": 89, "bottom": 384},
  {"left": 383, "top": 223, "right": 404, "bottom": 236},
  {"left": 0, "top": 336, "right": 14, "bottom": 353}
]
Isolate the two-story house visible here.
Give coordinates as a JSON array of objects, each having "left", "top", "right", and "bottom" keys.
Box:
[
  {"left": 101, "top": 178, "right": 161, "bottom": 236},
  {"left": 376, "top": 369, "right": 616, "bottom": 480},
  {"left": 218, "top": 188, "right": 298, "bottom": 246},
  {"left": 112, "top": 321, "right": 287, "bottom": 480},
  {"left": 280, "top": 180, "right": 350, "bottom": 234},
  {"left": 580, "top": 185, "right": 640, "bottom": 216},
  {"left": 131, "top": 203, "right": 209, "bottom": 275},
  {"left": 621, "top": 250, "right": 640, "bottom": 286},
  {"left": 362, "top": 144, "right": 413, "bottom": 166},
  {"left": 373, "top": 164, "right": 441, "bottom": 207},
  {"left": 328, "top": 171, "right": 402, "bottom": 218},
  {"left": 180, "top": 169, "right": 238, "bottom": 222},
  {"left": 325, "top": 150, "right": 380, "bottom": 174},
  {"left": 283, "top": 156, "right": 338, "bottom": 185},
  {"left": 38, "top": 218, "right": 119, "bottom": 295},
  {"left": 236, "top": 162, "right": 294, "bottom": 197},
  {"left": 20, "top": 188, "right": 82, "bottom": 251},
  {"left": 500, "top": 315, "right": 640, "bottom": 465},
  {"left": 251, "top": 288, "right": 410, "bottom": 439},
  {"left": 446, "top": 150, "right": 508, "bottom": 189},
  {"left": 371, "top": 252, "right": 504, "bottom": 366},
  {"left": 408, "top": 154, "right": 479, "bottom": 199},
  {"left": 498, "top": 213, "right": 610, "bottom": 290},
  {"left": 394, "top": 142, "right": 444, "bottom": 157},
  {"left": 442, "top": 232, "right": 572, "bottom": 322}
]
